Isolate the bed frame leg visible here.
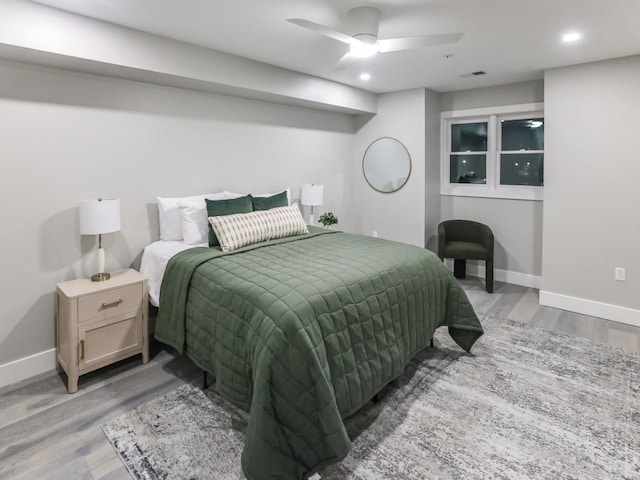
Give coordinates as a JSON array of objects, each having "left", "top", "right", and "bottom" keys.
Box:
[{"left": 203, "top": 371, "right": 209, "bottom": 389}]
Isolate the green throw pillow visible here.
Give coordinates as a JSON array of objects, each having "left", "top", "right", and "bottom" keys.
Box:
[
  {"left": 251, "top": 190, "right": 288, "bottom": 211},
  {"left": 206, "top": 195, "right": 253, "bottom": 247}
]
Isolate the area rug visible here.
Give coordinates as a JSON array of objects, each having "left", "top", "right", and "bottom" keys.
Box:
[{"left": 102, "top": 315, "right": 640, "bottom": 479}]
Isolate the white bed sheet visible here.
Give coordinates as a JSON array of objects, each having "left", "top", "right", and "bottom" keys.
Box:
[{"left": 140, "top": 240, "right": 205, "bottom": 307}]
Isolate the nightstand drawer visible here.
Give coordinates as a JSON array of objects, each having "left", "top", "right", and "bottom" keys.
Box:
[{"left": 78, "top": 283, "right": 142, "bottom": 322}]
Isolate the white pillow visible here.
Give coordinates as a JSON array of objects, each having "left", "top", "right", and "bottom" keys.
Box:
[
  {"left": 226, "top": 188, "right": 291, "bottom": 204},
  {"left": 178, "top": 199, "right": 212, "bottom": 245},
  {"left": 209, "top": 203, "right": 308, "bottom": 252},
  {"left": 157, "top": 192, "right": 226, "bottom": 241}
]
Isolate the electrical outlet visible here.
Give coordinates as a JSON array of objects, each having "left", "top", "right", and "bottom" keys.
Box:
[
  {"left": 372, "top": 231, "right": 378, "bottom": 238},
  {"left": 615, "top": 267, "right": 626, "bottom": 281}
]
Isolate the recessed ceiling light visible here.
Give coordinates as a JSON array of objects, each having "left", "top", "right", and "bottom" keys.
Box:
[
  {"left": 562, "top": 32, "right": 581, "bottom": 43},
  {"left": 360, "top": 72, "right": 371, "bottom": 81}
]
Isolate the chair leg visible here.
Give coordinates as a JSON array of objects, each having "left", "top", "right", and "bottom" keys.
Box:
[
  {"left": 453, "top": 259, "right": 467, "bottom": 279},
  {"left": 486, "top": 259, "right": 493, "bottom": 293}
]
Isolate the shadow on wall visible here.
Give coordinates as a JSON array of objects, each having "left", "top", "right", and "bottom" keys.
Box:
[
  {"left": 39, "top": 206, "right": 79, "bottom": 278},
  {"left": 143, "top": 202, "right": 161, "bottom": 245},
  {"left": 495, "top": 241, "right": 507, "bottom": 271},
  {"left": 0, "top": 293, "right": 55, "bottom": 365},
  {"left": 354, "top": 113, "right": 376, "bottom": 132},
  {"left": 425, "top": 234, "right": 438, "bottom": 253},
  {"left": 130, "top": 250, "right": 143, "bottom": 271},
  {"left": 490, "top": 239, "right": 527, "bottom": 274}
]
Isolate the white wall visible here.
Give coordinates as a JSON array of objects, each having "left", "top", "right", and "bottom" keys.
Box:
[
  {"left": 542, "top": 55, "right": 640, "bottom": 322},
  {"left": 439, "top": 80, "right": 544, "bottom": 282},
  {"left": 0, "top": 59, "right": 355, "bottom": 384},
  {"left": 347, "top": 89, "right": 426, "bottom": 247}
]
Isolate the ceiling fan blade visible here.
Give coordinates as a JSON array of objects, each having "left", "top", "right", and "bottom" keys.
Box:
[
  {"left": 334, "top": 52, "right": 357, "bottom": 70},
  {"left": 287, "top": 18, "right": 355, "bottom": 45},
  {"left": 377, "top": 33, "right": 463, "bottom": 53}
]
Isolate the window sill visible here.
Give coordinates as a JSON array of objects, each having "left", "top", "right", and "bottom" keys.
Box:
[{"left": 440, "top": 186, "right": 543, "bottom": 201}]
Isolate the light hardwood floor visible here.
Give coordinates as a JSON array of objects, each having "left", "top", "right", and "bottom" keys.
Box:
[{"left": 1, "top": 280, "right": 638, "bottom": 479}]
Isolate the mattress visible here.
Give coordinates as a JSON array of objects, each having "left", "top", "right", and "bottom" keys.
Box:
[{"left": 139, "top": 240, "right": 205, "bottom": 306}]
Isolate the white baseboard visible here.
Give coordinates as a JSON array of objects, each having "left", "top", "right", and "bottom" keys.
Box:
[
  {"left": 443, "top": 259, "right": 541, "bottom": 289},
  {"left": 0, "top": 348, "right": 56, "bottom": 390},
  {"left": 539, "top": 290, "right": 640, "bottom": 327}
]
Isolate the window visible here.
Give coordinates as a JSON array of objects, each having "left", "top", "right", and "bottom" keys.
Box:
[
  {"left": 499, "top": 117, "right": 544, "bottom": 187},
  {"left": 450, "top": 122, "right": 487, "bottom": 184},
  {"left": 441, "top": 103, "right": 544, "bottom": 200}
]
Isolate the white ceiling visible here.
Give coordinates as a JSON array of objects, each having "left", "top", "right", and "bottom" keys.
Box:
[{"left": 32, "top": 0, "right": 640, "bottom": 93}]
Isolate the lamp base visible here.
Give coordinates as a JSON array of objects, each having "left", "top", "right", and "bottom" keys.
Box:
[{"left": 91, "top": 272, "right": 111, "bottom": 282}]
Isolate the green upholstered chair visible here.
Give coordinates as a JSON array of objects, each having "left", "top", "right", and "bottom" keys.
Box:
[{"left": 438, "top": 219, "right": 494, "bottom": 293}]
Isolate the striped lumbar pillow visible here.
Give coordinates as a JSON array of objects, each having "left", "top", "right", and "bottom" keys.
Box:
[{"left": 209, "top": 203, "right": 309, "bottom": 252}]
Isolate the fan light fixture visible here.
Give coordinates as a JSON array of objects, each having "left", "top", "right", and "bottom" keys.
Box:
[
  {"left": 287, "top": 6, "right": 463, "bottom": 71},
  {"left": 350, "top": 42, "right": 378, "bottom": 58}
]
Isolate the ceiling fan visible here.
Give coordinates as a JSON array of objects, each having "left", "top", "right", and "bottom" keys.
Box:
[{"left": 287, "top": 6, "right": 463, "bottom": 70}]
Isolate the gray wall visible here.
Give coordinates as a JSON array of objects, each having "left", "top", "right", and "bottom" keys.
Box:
[
  {"left": 440, "top": 80, "right": 545, "bottom": 112},
  {"left": 0, "top": 59, "right": 355, "bottom": 367},
  {"left": 348, "top": 89, "right": 426, "bottom": 247},
  {"left": 542, "top": 56, "right": 640, "bottom": 310},
  {"left": 424, "top": 89, "right": 442, "bottom": 252},
  {"left": 439, "top": 80, "right": 545, "bottom": 277}
]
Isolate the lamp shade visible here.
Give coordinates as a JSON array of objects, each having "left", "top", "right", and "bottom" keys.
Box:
[
  {"left": 301, "top": 184, "right": 324, "bottom": 207},
  {"left": 79, "top": 198, "right": 121, "bottom": 235}
]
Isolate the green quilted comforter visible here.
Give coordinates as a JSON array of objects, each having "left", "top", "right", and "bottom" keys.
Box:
[{"left": 155, "top": 229, "right": 483, "bottom": 480}]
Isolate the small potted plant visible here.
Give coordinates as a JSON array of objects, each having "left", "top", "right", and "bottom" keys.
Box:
[{"left": 319, "top": 212, "right": 338, "bottom": 229}]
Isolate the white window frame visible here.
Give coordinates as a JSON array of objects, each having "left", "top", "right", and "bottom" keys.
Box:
[{"left": 441, "top": 102, "right": 544, "bottom": 201}]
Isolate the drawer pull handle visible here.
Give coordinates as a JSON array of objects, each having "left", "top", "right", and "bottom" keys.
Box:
[
  {"left": 101, "top": 298, "right": 123, "bottom": 309},
  {"left": 80, "top": 340, "right": 85, "bottom": 360}
]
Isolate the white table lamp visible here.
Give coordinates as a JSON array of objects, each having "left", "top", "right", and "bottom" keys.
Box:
[
  {"left": 301, "top": 184, "right": 324, "bottom": 225},
  {"left": 79, "top": 198, "right": 120, "bottom": 282}
]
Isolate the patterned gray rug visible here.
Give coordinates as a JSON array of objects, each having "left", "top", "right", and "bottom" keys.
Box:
[{"left": 102, "top": 315, "right": 640, "bottom": 479}]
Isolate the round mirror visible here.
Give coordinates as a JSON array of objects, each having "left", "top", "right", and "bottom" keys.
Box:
[{"left": 362, "top": 137, "right": 412, "bottom": 193}]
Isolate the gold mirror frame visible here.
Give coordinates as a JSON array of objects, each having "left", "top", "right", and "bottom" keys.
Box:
[{"left": 362, "top": 137, "right": 412, "bottom": 193}]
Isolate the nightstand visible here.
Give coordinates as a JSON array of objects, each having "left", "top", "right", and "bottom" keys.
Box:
[{"left": 55, "top": 269, "right": 149, "bottom": 393}]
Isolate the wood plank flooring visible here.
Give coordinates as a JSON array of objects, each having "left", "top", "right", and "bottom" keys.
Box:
[{"left": 1, "top": 281, "right": 638, "bottom": 479}]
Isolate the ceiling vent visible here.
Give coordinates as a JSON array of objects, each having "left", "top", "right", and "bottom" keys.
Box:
[{"left": 459, "top": 71, "right": 487, "bottom": 78}]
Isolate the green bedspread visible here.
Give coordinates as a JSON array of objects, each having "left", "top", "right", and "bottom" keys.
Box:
[{"left": 155, "top": 229, "right": 483, "bottom": 480}]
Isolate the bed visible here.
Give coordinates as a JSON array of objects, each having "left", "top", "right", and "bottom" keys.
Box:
[{"left": 153, "top": 227, "right": 483, "bottom": 480}]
